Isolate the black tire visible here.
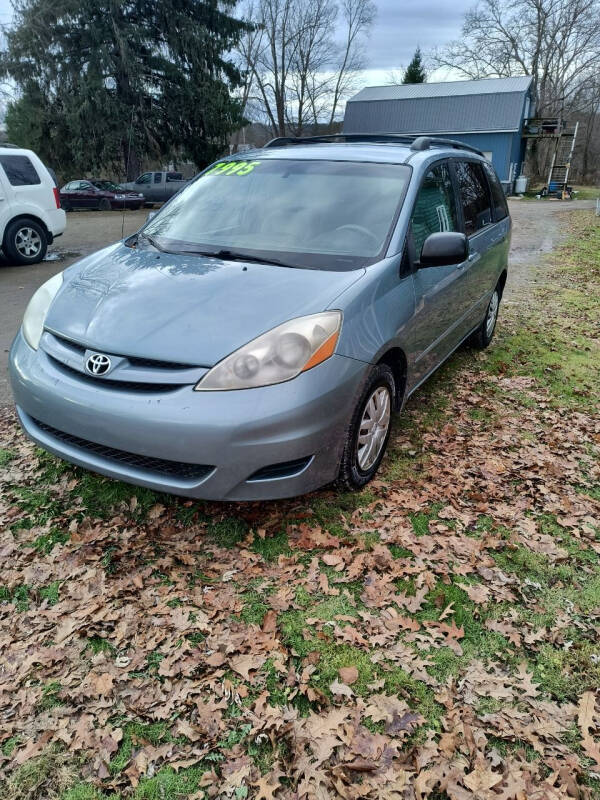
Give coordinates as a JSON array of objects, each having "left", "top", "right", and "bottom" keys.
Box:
[
  {"left": 61, "top": 201, "right": 72, "bottom": 212},
  {"left": 470, "top": 285, "right": 501, "bottom": 349},
  {"left": 335, "top": 364, "right": 395, "bottom": 492},
  {"left": 3, "top": 218, "right": 48, "bottom": 265},
  {"left": 98, "top": 198, "right": 111, "bottom": 211},
  {"left": 132, "top": 203, "right": 142, "bottom": 211}
]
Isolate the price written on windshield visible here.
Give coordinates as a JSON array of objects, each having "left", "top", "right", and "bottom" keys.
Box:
[{"left": 205, "top": 161, "right": 261, "bottom": 177}]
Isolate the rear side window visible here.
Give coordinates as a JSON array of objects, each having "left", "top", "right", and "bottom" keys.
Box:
[
  {"left": 0, "top": 155, "right": 41, "bottom": 186},
  {"left": 454, "top": 161, "right": 492, "bottom": 236},
  {"left": 167, "top": 172, "right": 182, "bottom": 182},
  {"left": 482, "top": 161, "right": 509, "bottom": 221},
  {"left": 411, "top": 162, "right": 459, "bottom": 258}
]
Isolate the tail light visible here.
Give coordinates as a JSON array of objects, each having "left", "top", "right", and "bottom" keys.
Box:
[{"left": 53, "top": 187, "right": 60, "bottom": 209}]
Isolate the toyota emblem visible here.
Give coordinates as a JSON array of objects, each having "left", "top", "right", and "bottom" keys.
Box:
[{"left": 86, "top": 353, "right": 112, "bottom": 376}]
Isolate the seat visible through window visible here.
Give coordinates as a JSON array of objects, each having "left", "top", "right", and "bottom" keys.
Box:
[{"left": 411, "top": 162, "right": 458, "bottom": 258}]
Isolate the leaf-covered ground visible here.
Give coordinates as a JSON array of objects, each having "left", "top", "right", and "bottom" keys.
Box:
[{"left": 1, "top": 212, "right": 599, "bottom": 800}]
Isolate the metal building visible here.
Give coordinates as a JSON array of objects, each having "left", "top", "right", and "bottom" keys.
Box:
[{"left": 343, "top": 76, "right": 535, "bottom": 190}]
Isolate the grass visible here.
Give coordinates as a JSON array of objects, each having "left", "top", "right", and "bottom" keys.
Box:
[
  {"left": 110, "top": 722, "right": 169, "bottom": 775},
  {"left": 0, "top": 583, "right": 30, "bottom": 611},
  {"left": 0, "top": 447, "right": 15, "bottom": 467},
  {"left": 1, "top": 749, "right": 77, "bottom": 800},
  {"left": 38, "top": 681, "right": 63, "bottom": 711},
  {"left": 1, "top": 213, "right": 599, "bottom": 797},
  {"left": 251, "top": 528, "right": 291, "bottom": 561},
  {"left": 33, "top": 528, "right": 70, "bottom": 554}
]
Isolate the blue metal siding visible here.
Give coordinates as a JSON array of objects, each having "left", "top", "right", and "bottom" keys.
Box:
[{"left": 446, "top": 132, "right": 516, "bottom": 182}]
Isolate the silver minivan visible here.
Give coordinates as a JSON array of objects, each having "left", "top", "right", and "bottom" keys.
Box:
[{"left": 9, "top": 135, "right": 510, "bottom": 500}]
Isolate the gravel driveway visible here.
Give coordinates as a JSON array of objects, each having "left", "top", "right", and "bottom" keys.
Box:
[{"left": 0, "top": 200, "right": 595, "bottom": 406}]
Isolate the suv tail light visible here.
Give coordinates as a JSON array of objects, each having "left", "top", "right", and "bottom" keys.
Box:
[{"left": 53, "top": 187, "right": 60, "bottom": 209}]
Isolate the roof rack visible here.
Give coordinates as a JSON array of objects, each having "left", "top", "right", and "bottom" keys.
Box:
[
  {"left": 264, "top": 132, "right": 485, "bottom": 158},
  {"left": 410, "top": 136, "right": 485, "bottom": 157},
  {"left": 264, "top": 133, "right": 419, "bottom": 148}
]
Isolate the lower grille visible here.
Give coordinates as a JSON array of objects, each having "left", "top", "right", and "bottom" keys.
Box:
[
  {"left": 32, "top": 418, "right": 214, "bottom": 482},
  {"left": 247, "top": 456, "right": 312, "bottom": 482}
]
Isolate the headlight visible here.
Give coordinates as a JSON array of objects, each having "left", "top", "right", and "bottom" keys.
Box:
[
  {"left": 114, "top": 194, "right": 125, "bottom": 199},
  {"left": 195, "top": 311, "right": 342, "bottom": 391},
  {"left": 22, "top": 272, "right": 63, "bottom": 350}
]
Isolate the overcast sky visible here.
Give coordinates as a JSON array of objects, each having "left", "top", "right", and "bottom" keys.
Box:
[
  {"left": 0, "top": 0, "right": 474, "bottom": 84},
  {"left": 361, "top": 0, "right": 472, "bottom": 77}
]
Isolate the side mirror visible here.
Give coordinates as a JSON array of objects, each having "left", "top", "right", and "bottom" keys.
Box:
[{"left": 419, "top": 232, "right": 469, "bottom": 268}]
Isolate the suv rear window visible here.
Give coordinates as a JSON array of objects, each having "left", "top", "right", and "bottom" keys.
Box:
[{"left": 0, "top": 155, "right": 41, "bottom": 186}]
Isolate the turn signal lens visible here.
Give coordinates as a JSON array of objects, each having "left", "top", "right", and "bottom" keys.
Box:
[{"left": 195, "top": 311, "right": 342, "bottom": 391}]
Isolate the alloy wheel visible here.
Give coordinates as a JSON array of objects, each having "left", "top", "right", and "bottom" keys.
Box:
[
  {"left": 15, "top": 227, "right": 42, "bottom": 258},
  {"left": 357, "top": 385, "right": 391, "bottom": 471}
]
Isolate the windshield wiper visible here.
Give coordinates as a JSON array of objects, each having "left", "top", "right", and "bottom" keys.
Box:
[{"left": 180, "top": 247, "right": 297, "bottom": 269}]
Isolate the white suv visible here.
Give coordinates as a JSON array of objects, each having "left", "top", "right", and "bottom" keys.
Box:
[{"left": 0, "top": 146, "right": 66, "bottom": 265}]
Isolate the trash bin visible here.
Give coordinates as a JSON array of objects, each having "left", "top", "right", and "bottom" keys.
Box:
[{"left": 515, "top": 175, "right": 528, "bottom": 194}]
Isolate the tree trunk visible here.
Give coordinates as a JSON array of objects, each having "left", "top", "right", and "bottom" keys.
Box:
[{"left": 122, "top": 140, "right": 140, "bottom": 181}]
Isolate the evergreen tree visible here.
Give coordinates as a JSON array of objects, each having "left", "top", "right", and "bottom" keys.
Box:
[
  {"left": 1, "top": 0, "right": 249, "bottom": 178},
  {"left": 403, "top": 47, "right": 427, "bottom": 84}
]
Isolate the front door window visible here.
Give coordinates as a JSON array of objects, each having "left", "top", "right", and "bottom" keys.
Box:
[{"left": 411, "top": 162, "right": 458, "bottom": 260}]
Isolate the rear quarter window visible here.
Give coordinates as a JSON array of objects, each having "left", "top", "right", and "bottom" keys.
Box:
[
  {"left": 482, "top": 161, "right": 509, "bottom": 221},
  {"left": 0, "top": 155, "right": 41, "bottom": 186}
]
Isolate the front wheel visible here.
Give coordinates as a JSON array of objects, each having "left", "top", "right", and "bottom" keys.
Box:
[
  {"left": 335, "top": 364, "right": 395, "bottom": 492},
  {"left": 3, "top": 218, "right": 48, "bottom": 265},
  {"left": 470, "top": 287, "right": 500, "bottom": 349},
  {"left": 98, "top": 198, "right": 111, "bottom": 211}
]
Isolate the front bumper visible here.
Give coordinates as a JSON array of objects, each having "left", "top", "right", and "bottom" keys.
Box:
[
  {"left": 114, "top": 197, "right": 143, "bottom": 208},
  {"left": 9, "top": 330, "right": 368, "bottom": 501}
]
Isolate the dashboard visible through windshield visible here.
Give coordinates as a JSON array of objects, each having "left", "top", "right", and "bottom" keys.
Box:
[{"left": 142, "top": 158, "right": 411, "bottom": 271}]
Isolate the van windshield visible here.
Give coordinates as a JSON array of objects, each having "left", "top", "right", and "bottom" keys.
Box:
[{"left": 142, "top": 159, "right": 410, "bottom": 270}]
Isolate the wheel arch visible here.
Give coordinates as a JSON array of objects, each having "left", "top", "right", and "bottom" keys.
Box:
[
  {"left": 497, "top": 269, "right": 508, "bottom": 298},
  {"left": 3, "top": 213, "right": 50, "bottom": 246},
  {"left": 377, "top": 347, "right": 408, "bottom": 411}
]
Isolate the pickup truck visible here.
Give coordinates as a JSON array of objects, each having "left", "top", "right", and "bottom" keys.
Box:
[{"left": 120, "top": 171, "right": 190, "bottom": 205}]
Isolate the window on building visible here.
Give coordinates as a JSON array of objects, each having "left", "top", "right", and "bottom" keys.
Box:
[
  {"left": 411, "top": 162, "right": 459, "bottom": 259},
  {"left": 454, "top": 161, "right": 492, "bottom": 236}
]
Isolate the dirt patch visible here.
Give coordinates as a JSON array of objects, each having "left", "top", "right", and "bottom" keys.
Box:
[{"left": 504, "top": 198, "right": 596, "bottom": 301}]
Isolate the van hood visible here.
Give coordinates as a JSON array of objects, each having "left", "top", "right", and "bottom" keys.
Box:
[{"left": 45, "top": 243, "right": 364, "bottom": 366}]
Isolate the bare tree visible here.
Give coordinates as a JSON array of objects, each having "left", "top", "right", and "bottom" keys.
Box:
[
  {"left": 432, "top": 0, "right": 600, "bottom": 116},
  {"left": 325, "top": 0, "right": 376, "bottom": 127},
  {"left": 236, "top": 0, "right": 375, "bottom": 137}
]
